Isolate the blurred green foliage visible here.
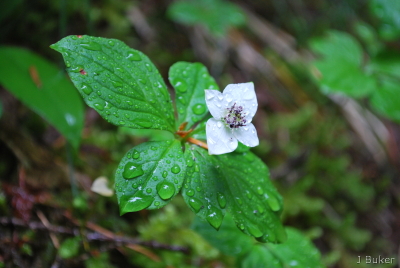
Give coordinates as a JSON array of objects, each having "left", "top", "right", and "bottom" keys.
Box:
[{"left": 167, "top": 0, "right": 246, "bottom": 37}]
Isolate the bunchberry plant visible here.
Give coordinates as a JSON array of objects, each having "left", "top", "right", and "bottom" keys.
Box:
[{"left": 51, "top": 35, "right": 285, "bottom": 242}]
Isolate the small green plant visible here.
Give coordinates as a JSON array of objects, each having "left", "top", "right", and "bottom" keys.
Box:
[{"left": 50, "top": 35, "right": 284, "bottom": 242}]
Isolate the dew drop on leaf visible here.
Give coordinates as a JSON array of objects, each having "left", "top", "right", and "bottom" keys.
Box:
[
  {"left": 94, "top": 103, "right": 104, "bottom": 111},
  {"left": 173, "top": 78, "right": 188, "bottom": 93},
  {"left": 266, "top": 195, "right": 281, "bottom": 212},
  {"left": 162, "top": 171, "right": 168, "bottom": 178},
  {"left": 186, "top": 189, "right": 195, "bottom": 197},
  {"left": 171, "top": 165, "right": 181, "bottom": 174},
  {"left": 246, "top": 224, "right": 263, "bottom": 238},
  {"left": 256, "top": 186, "right": 263, "bottom": 195},
  {"left": 156, "top": 181, "right": 175, "bottom": 200},
  {"left": 192, "top": 103, "right": 206, "bottom": 115},
  {"left": 80, "top": 41, "right": 102, "bottom": 51},
  {"left": 81, "top": 83, "right": 93, "bottom": 95},
  {"left": 126, "top": 51, "right": 142, "bottom": 61},
  {"left": 136, "top": 120, "right": 153, "bottom": 128},
  {"left": 206, "top": 205, "right": 224, "bottom": 229},
  {"left": 238, "top": 223, "right": 245, "bottom": 230},
  {"left": 188, "top": 197, "right": 203, "bottom": 212},
  {"left": 245, "top": 190, "right": 253, "bottom": 199},
  {"left": 217, "top": 192, "right": 226, "bottom": 208},
  {"left": 146, "top": 188, "right": 152, "bottom": 194},
  {"left": 145, "top": 63, "right": 152, "bottom": 72},
  {"left": 111, "top": 80, "right": 123, "bottom": 88},
  {"left": 122, "top": 191, "right": 154, "bottom": 213},
  {"left": 186, "top": 158, "right": 194, "bottom": 167},
  {"left": 123, "top": 162, "right": 144, "bottom": 179},
  {"left": 194, "top": 164, "right": 200, "bottom": 172}
]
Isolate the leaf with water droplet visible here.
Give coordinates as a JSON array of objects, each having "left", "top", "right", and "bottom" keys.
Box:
[
  {"left": 183, "top": 144, "right": 284, "bottom": 240},
  {"left": 182, "top": 144, "right": 226, "bottom": 228},
  {"left": 51, "top": 35, "right": 175, "bottom": 132},
  {"left": 169, "top": 62, "right": 218, "bottom": 131},
  {"left": 115, "top": 140, "right": 186, "bottom": 214},
  {"left": 0, "top": 47, "right": 84, "bottom": 150},
  {"left": 242, "top": 228, "right": 324, "bottom": 268},
  {"left": 192, "top": 214, "right": 253, "bottom": 256}
]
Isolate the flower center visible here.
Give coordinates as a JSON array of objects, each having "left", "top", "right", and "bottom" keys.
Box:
[{"left": 223, "top": 103, "right": 247, "bottom": 129}]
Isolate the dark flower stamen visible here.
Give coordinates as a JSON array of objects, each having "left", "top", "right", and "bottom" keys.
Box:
[{"left": 223, "top": 103, "right": 247, "bottom": 129}]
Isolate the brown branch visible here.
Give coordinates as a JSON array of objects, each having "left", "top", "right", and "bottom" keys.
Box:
[{"left": 0, "top": 217, "right": 190, "bottom": 254}]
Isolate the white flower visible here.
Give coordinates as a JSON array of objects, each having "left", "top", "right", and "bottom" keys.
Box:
[{"left": 205, "top": 82, "right": 259, "bottom": 155}]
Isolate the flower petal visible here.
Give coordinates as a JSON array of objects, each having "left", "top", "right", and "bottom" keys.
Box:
[
  {"left": 206, "top": 118, "right": 238, "bottom": 155},
  {"left": 223, "top": 82, "right": 258, "bottom": 122},
  {"left": 233, "top": 123, "right": 259, "bottom": 147},
  {"left": 205, "top": 90, "right": 225, "bottom": 119}
]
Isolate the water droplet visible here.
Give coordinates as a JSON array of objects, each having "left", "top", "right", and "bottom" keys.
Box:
[
  {"left": 238, "top": 223, "right": 245, "bottom": 230},
  {"left": 206, "top": 206, "right": 224, "bottom": 230},
  {"left": 123, "top": 162, "right": 144, "bottom": 179},
  {"left": 173, "top": 79, "right": 188, "bottom": 93},
  {"left": 196, "top": 186, "right": 201, "bottom": 192},
  {"left": 94, "top": 103, "right": 104, "bottom": 111},
  {"left": 266, "top": 195, "right": 281, "bottom": 211},
  {"left": 70, "top": 66, "right": 83, "bottom": 73},
  {"left": 186, "top": 158, "right": 193, "bottom": 167},
  {"left": 152, "top": 176, "right": 159, "bottom": 181},
  {"left": 192, "top": 104, "right": 206, "bottom": 115},
  {"left": 151, "top": 146, "right": 157, "bottom": 151},
  {"left": 247, "top": 224, "right": 263, "bottom": 238},
  {"left": 80, "top": 41, "right": 102, "bottom": 51},
  {"left": 115, "top": 67, "right": 125, "bottom": 73},
  {"left": 186, "top": 189, "right": 195, "bottom": 196},
  {"left": 177, "top": 96, "right": 186, "bottom": 104},
  {"left": 162, "top": 171, "right": 168, "bottom": 178},
  {"left": 194, "top": 164, "right": 200, "bottom": 172},
  {"left": 171, "top": 165, "right": 181, "bottom": 174},
  {"left": 156, "top": 181, "right": 175, "bottom": 200},
  {"left": 145, "top": 63, "right": 152, "bottom": 72},
  {"left": 256, "top": 186, "right": 263, "bottom": 195},
  {"left": 146, "top": 188, "right": 152, "bottom": 194},
  {"left": 119, "top": 120, "right": 126, "bottom": 125},
  {"left": 217, "top": 192, "right": 226, "bottom": 208},
  {"left": 245, "top": 191, "right": 253, "bottom": 199},
  {"left": 81, "top": 83, "right": 92, "bottom": 95},
  {"left": 154, "top": 201, "right": 160, "bottom": 206},
  {"left": 127, "top": 51, "right": 141, "bottom": 61},
  {"left": 217, "top": 121, "right": 222, "bottom": 128},
  {"left": 257, "top": 204, "right": 265, "bottom": 214},
  {"left": 108, "top": 40, "right": 115, "bottom": 46},
  {"left": 111, "top": 80, "right": 123, "bottom": 88},
  {"left": 188, "top": 197, "right": 203, "bottom": 212},
  {"left": 121, "top": 191, "right": 154, "bottom": 213},
  {"left": 235, "top": 197, "right": 243, "bottom": 205},
  {"left": 137, "top": 120, "right": 152, "bottom": 128}
]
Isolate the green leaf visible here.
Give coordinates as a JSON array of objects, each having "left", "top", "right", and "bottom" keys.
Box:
[
  {"left": 370, "top": 49, "right": 400, "bottom": 79},
  {"left": 50, "top": 35, "right": 175, "bottom": 132},
  {"left": 118, "top": 127, "right": 175, "bottom": 141},
  {"left": 183, "top": 144, "right": 285, "bottom": 241},
  {"left": 370, "top": 78, "right": 400, "bottom": 123},
  {"left": 0, "top": 47, "right": 84, "bottom": 149},
  {"left": 115, "top": 140, "right": 186, "bottom": 214},
  {"left": 59, "top": 237, "right": 81, "bottom": 259},
  {"left": 167, "top": 0, "right": 246, "bottom": 37},
  {"left": 241, "top": 228, "right": 325, "bottom": 268},
  {"left": 310, "top": 31, "right": 377, "bottom": 98},
  {"left": 370, "top": 0, "right": 400, "bottom": 40},
  {"left": 169, "top": 62, "right": 218, "bottom": 130},
  {"left": 192, "top": 214, "right": 254, "bottom": 256}
]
